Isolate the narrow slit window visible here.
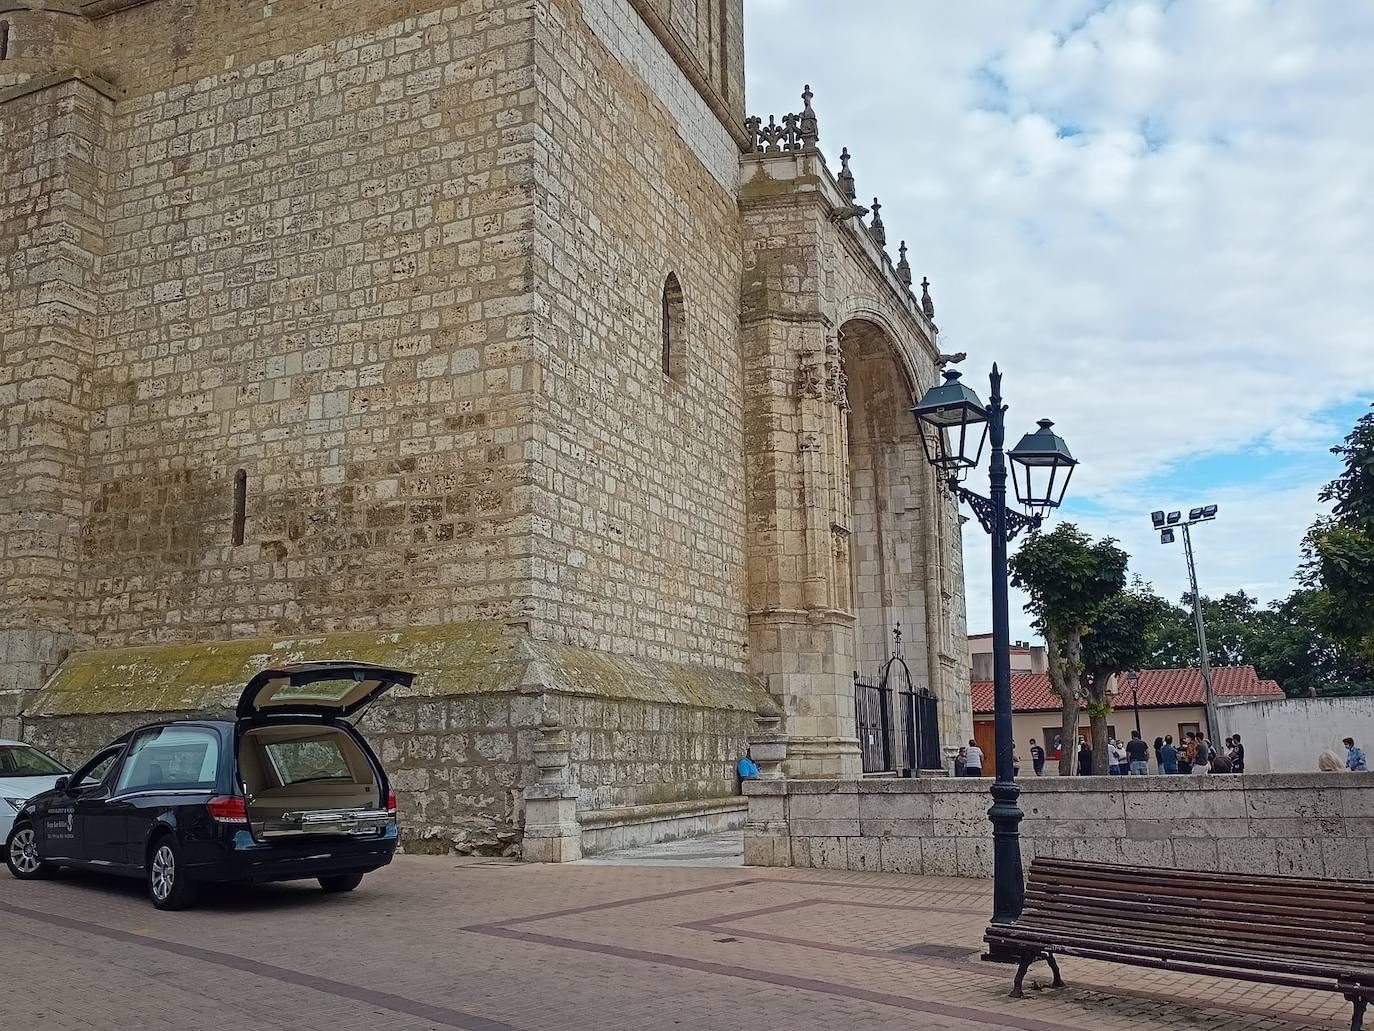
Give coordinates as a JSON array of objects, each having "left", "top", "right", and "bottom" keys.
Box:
[
  {"left": 1, "top": 22, "right": 10, "bottom": 61},
  {"left": 661, "top": 272, "right": 684, "bottom": 379},
  {"left": 232, "top": 469, "right": 247, "bottom": 546}
]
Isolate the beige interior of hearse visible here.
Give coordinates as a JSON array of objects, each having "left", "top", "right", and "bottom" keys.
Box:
[{"left": 238, "top": 724, "right": 382, "bottom": 822}]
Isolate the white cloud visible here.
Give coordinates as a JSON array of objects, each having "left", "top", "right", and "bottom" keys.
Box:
[{"left": 745, "top": 0, "right": 1374, "bottom": 642}]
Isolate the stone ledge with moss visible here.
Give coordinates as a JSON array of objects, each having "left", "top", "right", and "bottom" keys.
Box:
[{"left": 21, "top": 622, "right": 776, "bottom": 857}]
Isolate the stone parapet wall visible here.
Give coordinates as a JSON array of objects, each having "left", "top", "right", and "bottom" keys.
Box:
[{"left": 744, "top": 775, "right": 1374, "bottom": 881}]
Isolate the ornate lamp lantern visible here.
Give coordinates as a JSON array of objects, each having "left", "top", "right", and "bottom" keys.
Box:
[
  {"left": 1008, "top": 418, "right": 1077, "bottom": 516},
  {"left": 911, "top": 370, "right": 989, "bottom": 480}
]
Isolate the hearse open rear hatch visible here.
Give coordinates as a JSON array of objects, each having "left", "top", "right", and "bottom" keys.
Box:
[
  {"left": 236, "top": 661, "right": 414, "bottom": 721},
  {"left": 236, "top": 661, "right": 413, "bottom": 841}
]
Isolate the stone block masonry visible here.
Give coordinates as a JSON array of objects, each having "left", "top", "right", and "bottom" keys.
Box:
[
  {"left": 75, "top": 0, "right": 546, "bottom": 644},
  {"left": 745, "top": 775, "right": 1374, "bottom": 880}
]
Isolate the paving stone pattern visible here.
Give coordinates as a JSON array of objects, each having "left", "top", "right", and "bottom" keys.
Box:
[{"left": 0, "top": 856, "right": 1350, "bottom": 1030}]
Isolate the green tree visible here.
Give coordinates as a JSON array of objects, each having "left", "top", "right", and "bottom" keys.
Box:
[
  {"left": 1148, "top": 590, "right": 1270, "bottom": 669},
  {"left": 1251, "top": 590, "right": 1374, "bottom": 697},
  {"left": 1079, "top": 582, "right": 1174, "bottom": 772},
  {"left": 1146, "top": 588, "right": 1374, "bottom": 698},
  {"left": 1010, "top": 524, "right": 1128, "bottom": 775},
  {"left": 1304, "top": 405, "right": 1374, "bottom": 655}
]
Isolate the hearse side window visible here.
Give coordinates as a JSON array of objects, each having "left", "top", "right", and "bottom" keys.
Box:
[
  {"left": 265, "top": 738, "right": 353, "bottom": 786},
  {"left": 71, "top": 748, "right": 121, "bottom": 789},
  {"left": 114, "top": 728, "right": 220, "bottom": 793}
]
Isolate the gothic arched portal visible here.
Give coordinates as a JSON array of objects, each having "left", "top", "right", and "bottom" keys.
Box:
[{"left": 838, "top": 318, "right": 959, "bottom": 736}]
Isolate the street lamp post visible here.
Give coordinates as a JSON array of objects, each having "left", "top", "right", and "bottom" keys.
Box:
[
  {"left": 1126, "top": 669, "right": 1141, "bottom": 738},
  {"left": 1151, "top": 506, "right": 1219, "bottom": 737},
  {"left": 913, "top": 364, "right": 1077, "bottom": 952}
]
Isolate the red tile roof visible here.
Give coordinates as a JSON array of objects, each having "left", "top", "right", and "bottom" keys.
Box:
[{"left": 971, "top": 665, "right": 1284, "bottom": 715}]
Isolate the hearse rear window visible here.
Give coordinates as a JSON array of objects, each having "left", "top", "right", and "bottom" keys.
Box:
[{"left": 265, "top": 739, "right": 352, "bottom": 786}]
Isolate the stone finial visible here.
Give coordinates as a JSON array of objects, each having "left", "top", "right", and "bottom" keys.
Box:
[
  {"left": 532, "top": 704, "right": 570, "bottom": 786},
  {"left": 837, "top": 147, "right": 856, "bottom": 201},
  {"left": 748, "top": 701, "right": 787, "bottom": 780},
  {"left": 921, "top": 276, "right": 935, "bottom": 320},
  {"left": 896, "top": 241, "right": 912, "bottom": 287},
  {"left": 869, "top": 197, "right": 886, "bottom": 247},
  {"left": 799, "top": 84, "right": 819, "bottom": 150}
]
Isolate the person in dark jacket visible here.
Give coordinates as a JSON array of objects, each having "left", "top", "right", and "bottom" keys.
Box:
[
  {"left": 1125, "top": 730, "right": 1150, "bottom": 774},
  {"left": 1159, "top": 736, "right": 1179, "bottom": 774},
  {"left": 1077, "top": 738, "right": 1093, "bottom": 776}
]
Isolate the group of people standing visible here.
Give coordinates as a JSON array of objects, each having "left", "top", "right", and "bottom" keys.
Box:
[{"left": 1010, "top": 730, "right": 1246, "bottom": 776}]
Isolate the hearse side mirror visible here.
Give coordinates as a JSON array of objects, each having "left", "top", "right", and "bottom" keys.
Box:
[{"left": 54, "top": 776, "right": 69, "bottom": 792}]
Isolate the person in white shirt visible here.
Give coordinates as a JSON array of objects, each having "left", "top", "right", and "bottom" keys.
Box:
[
  {"left": 964, "top": 740, "right": 985, "bottom": 777},
  {"left": 1109, "top": 739, "right": 1128, "bottom": 776}
]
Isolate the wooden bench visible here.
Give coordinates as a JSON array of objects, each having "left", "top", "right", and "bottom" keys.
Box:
[{"left": 985, "top": 858, "right": 1374, "bottom": 1030}]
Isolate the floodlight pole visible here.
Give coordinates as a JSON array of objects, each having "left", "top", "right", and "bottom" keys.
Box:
[{"left": 1181, "top": 523, "right": 1218, "bottom": 738}]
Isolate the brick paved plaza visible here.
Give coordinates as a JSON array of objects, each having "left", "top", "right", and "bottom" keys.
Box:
[{"left": 0, "top": 853, "right": 1350, "bottom": 1031}]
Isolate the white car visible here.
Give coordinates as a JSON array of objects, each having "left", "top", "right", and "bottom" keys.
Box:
[{"left": 0, "top": 740, "right": 70, "bottom": 841}]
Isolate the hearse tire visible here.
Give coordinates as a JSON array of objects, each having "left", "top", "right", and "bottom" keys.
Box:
[
  {"left": 6, "top": 823, "right": 56, "bottom": 880},
  {"left": 147, "top": 835, "right": 199, "bottom": 911},
  {"left": 319, "top": 872, "right": 365, "bottom": 893}
]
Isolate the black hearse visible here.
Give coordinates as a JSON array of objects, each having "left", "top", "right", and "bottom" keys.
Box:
[{"left": 5, "top": 661, "right": 411, "bottom": 909}]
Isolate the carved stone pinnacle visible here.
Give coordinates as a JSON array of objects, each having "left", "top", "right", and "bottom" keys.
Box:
[{"left": 869, "top": 197, "right": 886, "bottom": 247}]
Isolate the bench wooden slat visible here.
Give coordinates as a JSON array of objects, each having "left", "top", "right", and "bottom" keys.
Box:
[
  {"left": 1034, "top": 867, "right": 1373, "bottom": 911},
  {"left": 1021, "top": 892, "right": 1374, "bottom": 953},
  {"left": 1026, "top": 883, "right": 1373, "bottom": 928},
  {"left": 991, "top": 857, "right": 1374, "bottom": 1027},
  {"left": 986, "top": 929, "right": 1373, "bottom": 996},
  {"left": 987, "top": 924, "right": 1374, "bottom": 980},
  {"left": 1031, "top": 857, "right": 1374, "bottom": 894},
  {"left": 1010, "top": 912, "right": 1374, "bottom": 968}
]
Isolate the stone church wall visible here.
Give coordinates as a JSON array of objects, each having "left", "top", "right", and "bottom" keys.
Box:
[
  {"left": 4, "top": 0, "right": 973, "bottom": 849},
  {"left": 1, "top": 63, "right": 116, "bottom": 721},
  {"left": 524, "top": 0, "right": 749, "bottom": 669},
  {"left": 69, "top": 0, "right": 544, "bottom": 644}
]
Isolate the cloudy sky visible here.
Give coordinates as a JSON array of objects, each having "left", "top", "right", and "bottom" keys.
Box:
[{"left": 745, "top": 0, "right": 1374, "bottom": 643}]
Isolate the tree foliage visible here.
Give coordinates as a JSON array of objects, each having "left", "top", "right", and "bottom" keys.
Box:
[
  {"left": 1147, "top": 588, "right": 1374, "bottom": 698},
  {"left": 1010, "top": 524, "right": 1129, "bottom": 773},
  {"left": 1303, "top": 406, "right": 1374, "bottom": 655}
]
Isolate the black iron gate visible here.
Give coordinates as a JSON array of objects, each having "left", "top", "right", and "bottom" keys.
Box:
[
  {"left": 853, "top": 672, "right": 892, "bottom": 773},
  {"left": 854, "top": 625, "right": 943, "bottom": 775}
]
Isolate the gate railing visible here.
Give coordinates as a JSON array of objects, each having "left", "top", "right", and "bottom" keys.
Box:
[
  {"left": 853, "top": 671, "right": 892, "bottom": 774},
  {"left": 853, "top": 629, "right": 943, "bottom": 775}
]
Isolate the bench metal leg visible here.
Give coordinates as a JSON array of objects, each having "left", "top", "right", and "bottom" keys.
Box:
[
  {"left": 1044, "top": 952, "right": 1065, "bottom": 989},
  {"left": 1349, "top": 996, "right": 1367, "bottom": 1031},
  {"left": 1010, "top": 954, "right": 1034, "bottom": 999},
  {"left": 1009, "top": 951, "right": 1063, "bottom": 999}
]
